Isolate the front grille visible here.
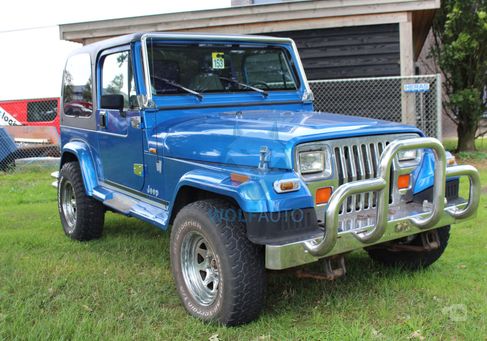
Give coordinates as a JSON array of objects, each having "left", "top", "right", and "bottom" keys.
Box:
[
  {"left": 333, "top": 140, "right": 390, "bottom": 214},
  {"left": 296, "top": 134, "right": 419, "bottom": 233},
  {"left": 327, "top": 134, "right": 417, "bottom": 216}
]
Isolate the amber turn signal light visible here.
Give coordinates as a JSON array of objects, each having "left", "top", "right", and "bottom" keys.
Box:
[
  {"left": 280, "top": 181, "right": 296, "bottom": 191},
  {"left": 230, "top": 173, "right": 250, "bottom": 184},
  {"left": 273, "top": 179, "right": 301, "bottom": 193},
  {"left": 316, "top": 187, "right": 332, "bottom": 205},
  {"left": 397, "top": 174, "right": 410, "bottom": 189}
]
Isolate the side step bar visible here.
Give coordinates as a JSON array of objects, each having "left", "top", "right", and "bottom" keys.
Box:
[
  {"left": 51, "top": 170, "right": 169, "bottom": 229},
  {"left": 92, "top": 185, "right": 169, "bottom": 229}
]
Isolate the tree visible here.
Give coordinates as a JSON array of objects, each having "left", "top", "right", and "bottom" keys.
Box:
[
  {"left": 63, "top": 70, "right": 74, "bottom": 104},
  {"left": 82, "top": 77, "right": 92, "bottom": 103},
  {"left": 105, "top": 74, "right": 124, "bottom": 94},
  {"left": 431, "top": 0, "right": 487, "bottom": 151}
]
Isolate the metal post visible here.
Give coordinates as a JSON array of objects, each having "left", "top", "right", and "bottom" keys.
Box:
[
  {"left": 436, "top": 74, "right": 443, "bottom": 140},
  {"left": 419, "top": 92, "right": 425, "bottom": 133}
]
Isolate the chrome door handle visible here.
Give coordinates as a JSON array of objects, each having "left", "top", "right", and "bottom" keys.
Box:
[{"left": 100, "top": 110, "right": 107, "bottom": 128}]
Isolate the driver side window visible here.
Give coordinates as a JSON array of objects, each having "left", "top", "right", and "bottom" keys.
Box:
[{"left": 101, "top": 51, "right": 136, "bottom": 109}]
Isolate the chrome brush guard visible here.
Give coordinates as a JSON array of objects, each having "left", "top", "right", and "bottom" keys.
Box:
[{"left": 266, "top": 137, "right": 480, "bottom": 269}]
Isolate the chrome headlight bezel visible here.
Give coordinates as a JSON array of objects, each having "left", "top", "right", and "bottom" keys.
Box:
[
  {"left": 396, "top": 148, "right": 423, "bottom": 169},
  {"left": 295, "top": 144, "right": 333, "bottom": 180}
]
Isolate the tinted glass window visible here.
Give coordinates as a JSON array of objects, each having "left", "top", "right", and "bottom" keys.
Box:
[
  {"left": 27, "top": 100, "right": 57, "bottom": 122},
  {"left": 147, "top": 44, "right": 298, "bottom": 96},
  {"left": 101, "top": 51, "right": 136, "bottom": 109},
  {"left": 63, "top": 54, "right": 93, "bottom": 117},
  {"left": 244, "top": 52, "right": 296, "bottom": 88}
]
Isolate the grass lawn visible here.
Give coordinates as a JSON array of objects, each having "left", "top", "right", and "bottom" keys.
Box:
[{"left": 0, "top": 154, "right": 486, "bottom": 340}]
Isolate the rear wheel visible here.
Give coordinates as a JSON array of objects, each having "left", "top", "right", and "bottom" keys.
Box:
[
  {"left": 366, "top": 226, "right": 450, "bottom": 270},
  {"left": 170, "top": 199, "right": 266, "bottom": 326},
  {"left": 58, "top": 161, "right": 105, "bottom": 241}
]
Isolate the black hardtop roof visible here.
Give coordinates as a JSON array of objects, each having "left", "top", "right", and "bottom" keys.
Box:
[{"left": 68, "top": 32, "right": 294, "bottom": 60}]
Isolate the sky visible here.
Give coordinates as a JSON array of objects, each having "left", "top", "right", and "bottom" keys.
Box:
[{"left": 0, "top": 0, "right": 230, "bottom": 101}]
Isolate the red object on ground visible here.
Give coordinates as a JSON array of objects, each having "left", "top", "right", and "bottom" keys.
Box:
[{"left": 0, "top": 98, "right": 60, "bottom": 134}]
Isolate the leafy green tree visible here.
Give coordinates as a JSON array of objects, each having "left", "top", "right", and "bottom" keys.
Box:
[
  {"left": 105, "top": 74, "right": 124, "bottom": 94},
  {"left": 431, "top": 0, "right": 487, "bottom": 151},
  {"left": 82, "top": 78, "right": 92, "bottom": 103},
  {"left": 63, "top": 71, "right": 74, "bottom": 104}
]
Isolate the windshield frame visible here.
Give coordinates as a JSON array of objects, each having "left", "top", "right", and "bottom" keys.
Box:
[
  {"left": 146, "top": 43, "right": 299, "bottom": 98},
  {"left": 139, "top": 33, "right": 312, "bottom": 108}
]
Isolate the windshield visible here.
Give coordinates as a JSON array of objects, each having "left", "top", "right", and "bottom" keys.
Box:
[{"left": 147, "top": 43, "right": 299, "bottom": 96}]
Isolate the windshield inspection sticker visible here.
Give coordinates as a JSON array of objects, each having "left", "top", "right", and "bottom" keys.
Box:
[
  {"left": 0, "top": 106, "right": 21, "bottom": 126},
  {"left": 212, "top": 52, "right": 225, "bottom": 69}
]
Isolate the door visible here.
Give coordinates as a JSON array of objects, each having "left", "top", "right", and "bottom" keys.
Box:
[{"left": 97, "top": 49, "right": 145, "bottom": 190}]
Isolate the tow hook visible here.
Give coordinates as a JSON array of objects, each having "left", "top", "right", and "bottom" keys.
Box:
[
  {"left": 296, "top": 255, "right": 346, "bottom": 281},
  {"left": 386, "top": 229, "right": 441, "bottom": 252}
]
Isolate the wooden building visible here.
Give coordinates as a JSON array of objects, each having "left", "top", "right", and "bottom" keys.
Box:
[
  {"left": 59, "top": 0, "right": 440, "bottom": 81},
  {"left": 59, "top": 0, "right": 443, "bottom": 131}
]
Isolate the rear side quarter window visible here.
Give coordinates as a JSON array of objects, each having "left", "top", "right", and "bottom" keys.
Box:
[{"left": 62, "top": 54, "right": 93, "bottom": 118}]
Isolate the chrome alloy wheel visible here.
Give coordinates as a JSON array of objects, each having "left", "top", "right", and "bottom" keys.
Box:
[
  {"left": 61, "top": 179, "right": 77, "bottom": 233},
  {"left": 180, "top": 231, "right": 220, "bottom": 306}
]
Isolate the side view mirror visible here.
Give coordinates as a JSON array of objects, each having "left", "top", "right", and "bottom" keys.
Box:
[{"left": 101, "top": 94, "right": 124, "bottom": 111}]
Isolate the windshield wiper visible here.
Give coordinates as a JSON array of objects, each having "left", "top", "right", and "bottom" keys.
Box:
[
  {"left": 217, "top": 76, "right": 269, "bottom": 98},
  {"left": 153, "top": 76, "right": 203, "bottom": 101}
]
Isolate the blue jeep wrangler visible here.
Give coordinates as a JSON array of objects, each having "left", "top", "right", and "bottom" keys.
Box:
[{"left": 57, "top": 32, "right": 480, "bottom": 325}]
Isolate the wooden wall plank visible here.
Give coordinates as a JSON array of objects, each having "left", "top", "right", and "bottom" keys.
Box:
[{"left": 273, "top": 24, "right": 400, "bottom": 80}]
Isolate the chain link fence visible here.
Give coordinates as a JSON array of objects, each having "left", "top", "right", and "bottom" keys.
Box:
[
  {"left": 0, "top": 77, "right": 442, "bottom": 173},
  {"left": 0, "top": 99, "right": 60, "bottom": 173},
  {"left": 309, "top": 74, "right": 442, "bottom": 139}
]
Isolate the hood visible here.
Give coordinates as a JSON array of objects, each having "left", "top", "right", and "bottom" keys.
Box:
[{"left": 163, "top": 110, "right": 422, "bottom": 170}]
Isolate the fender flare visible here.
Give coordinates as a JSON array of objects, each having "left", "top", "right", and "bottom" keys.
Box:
[
  {"left": 171, "top": 168, "right": 314, "bottom": 217},
  {"left": 61, "top": 141, "right": 98, "bottom": 196},
  {"left": 172, "top": 169, "right": 269, "bottom": 214}
]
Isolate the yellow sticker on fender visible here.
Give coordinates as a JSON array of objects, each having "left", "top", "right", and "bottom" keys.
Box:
[{"left": 212, "top": 52, "right": 225, "bottom": 69}]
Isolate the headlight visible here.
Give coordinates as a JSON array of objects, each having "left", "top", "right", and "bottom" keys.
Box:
[
  {"left": 445, "top": 151, "right": 457, "bottom": 166},
  {"left": 299, "top": 151, "right": 324, "bottom": 174},
  {"left": 398, "top": 149, "right": 419, "bottom": 161},
  {"left": 397, "top": 148, "right": 422, "bottom": 168}
]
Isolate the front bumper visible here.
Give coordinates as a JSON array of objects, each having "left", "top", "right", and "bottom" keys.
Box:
[{"left": 265, "top": 137, "right": 480, "bottom": 270}]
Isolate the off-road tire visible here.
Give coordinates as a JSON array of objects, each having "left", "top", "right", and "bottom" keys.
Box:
[
  {"left": 58, "top": 161, "right": 105, "bottom": 241},
  {"left": 366, "top": 226, "right": 450, "bottom": 270},
  {"left": 170, "top": 199, "right": 266, "bottom": 326}
]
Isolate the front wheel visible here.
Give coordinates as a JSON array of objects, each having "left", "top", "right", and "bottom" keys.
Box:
[
  {"left": 170, "top": 199, "right": 266, "bottom": 326},
  {"left": 366, "top": 226, "right": 450, "bottom": 270}
]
